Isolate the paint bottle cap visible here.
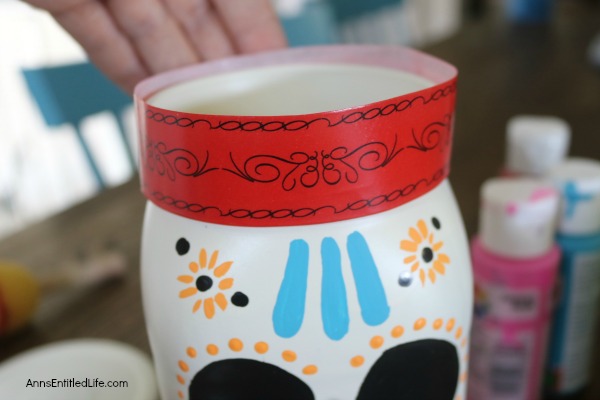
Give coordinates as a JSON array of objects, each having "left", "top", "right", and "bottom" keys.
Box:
[
  {"left": 548, "top": 157, "right": 600, "bottom": 235},
  {"left": 480, "top": 177, "right": 560, "bottom": 258},
  {"left": 505, "top": 115, "right": 571, "bottom": 176}
]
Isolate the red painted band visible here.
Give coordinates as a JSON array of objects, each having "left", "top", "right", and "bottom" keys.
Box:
[{"left": 135, "top": 46, "right": 457, "bottom": 227}]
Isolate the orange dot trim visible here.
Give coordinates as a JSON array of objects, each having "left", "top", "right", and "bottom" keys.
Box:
[
  {"left": 282, "top": 350, "right": 297, "bottom": 362},
  {"left": 229, "top": 338, "right": 243, "bottom": 352},
  {"left": 370, "top": 336, "right": 384, "bottom": 349},
  {"left": 433, "top": 318, "right": 443, "bottom": 330},
  {"left": 177, "top": 375, "right": 185, "bottom": 385},
  {"left": 455, "top": 327, "right": 463, "bottom": 339},
  {"left": 206, "top": 344, "right": 219, "bottom": 356},
  {"left": 303, "top": 365, "right": 318, "bottom": 375},
  {"left": 186, "top": 347, "right": 197, "bottom": 358},
  {"left": 391, "top": 325, "right": 404, "bottom": 338},
  {"left": 350, "top": 356, "right": 365, "bottom": 367},
  {"left": 178, "top": 360, "right": 189, "bottom": 372},
  {"left": 446, "top": 318, "right": 456, "bottom": 332},
  {"left": 254, "top": 342, "right": 269, "bottom": 354},
  {"left": 414, "top": 318, "right": 427, "bottom": 330}
]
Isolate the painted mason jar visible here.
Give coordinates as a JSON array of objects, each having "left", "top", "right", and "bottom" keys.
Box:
[{"left": 135, "top": 46, "right": 472, "bottom": 400}]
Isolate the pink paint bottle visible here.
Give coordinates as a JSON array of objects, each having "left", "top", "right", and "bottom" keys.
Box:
[{"left": 468, "top": 178, "right": 561, "bottom": 400}]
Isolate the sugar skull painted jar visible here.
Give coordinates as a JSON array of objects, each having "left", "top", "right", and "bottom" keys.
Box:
[{"left": 135, "top": 46, "right": 473, "bottom": 400}]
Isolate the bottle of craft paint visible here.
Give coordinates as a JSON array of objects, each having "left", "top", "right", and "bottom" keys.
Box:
[
  {"left": 545, "top": 158, "right": 600, "bottom": 398},
  {"left": 503, "top": 115, "right": 571, "bottom": 178},
  {"left": 468, "top": 178, "right": 561, "bottom": 400}
]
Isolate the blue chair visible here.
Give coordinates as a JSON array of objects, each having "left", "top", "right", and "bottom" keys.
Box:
[
  {"left": 280, "top": 1, "right": 339, "bottom": 46},
  {"left": 21, "top": 61, "right": 134, "bottom": 189},
  {"left": 328, "top": 0, "right": 405, "bottom": 23},
  {"left": 280, "top": 0, "right": 406, "bottom": 47}
]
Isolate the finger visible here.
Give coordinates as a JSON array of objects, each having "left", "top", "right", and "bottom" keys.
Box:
[
  {"left": 107, "top": 0, "right": 200, "bottom": 75},
  {"left": 211, "top": 0, "right": 287, "bottom": 54},
  {"left": 22, "top": 0, "right": 89, "bottom": 13},
  {"left": 163, "top": 0, "right": 235, "bottom": 60},
  {"left": 51, "top": 1, "right": 148, "bottom": 93}
]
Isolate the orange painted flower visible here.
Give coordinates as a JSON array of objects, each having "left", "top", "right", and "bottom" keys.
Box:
[
  {"left": 400, "top": 218, "right": 450, "bottom": 286},
  {"left": 177, "top": 248, "right": 235, "bottom": 319}
]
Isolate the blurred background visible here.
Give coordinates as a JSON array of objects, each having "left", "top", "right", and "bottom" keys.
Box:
[
  {"left": 1, "top": 0, "right": 599, "bottom": 239},
  {"left": 0, "top": 0, "right": 463, "bottom": 239}
]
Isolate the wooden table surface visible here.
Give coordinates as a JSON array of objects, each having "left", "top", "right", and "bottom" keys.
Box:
[{"left": 1, "top": 1, "right": 599, "bottom": 399}]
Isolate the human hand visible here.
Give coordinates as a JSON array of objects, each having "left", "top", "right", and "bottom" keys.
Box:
[{"left": 23, "top": 0, "right": 288, "bottom": 93}]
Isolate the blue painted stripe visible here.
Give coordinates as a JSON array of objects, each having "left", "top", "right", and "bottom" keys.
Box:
[
  {"left": 272, "top": 239, "right": 310, "bottom": 338},
  {"left": 347, "top": 231, "right": 390, "bottom": 326},
  {"left": 321, "top": 237, "right": 350, "bottom": 341}
]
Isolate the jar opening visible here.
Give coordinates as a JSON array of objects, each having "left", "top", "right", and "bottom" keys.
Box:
[{"left": 147, "top": 64, "right": 433, "bottom": 117}]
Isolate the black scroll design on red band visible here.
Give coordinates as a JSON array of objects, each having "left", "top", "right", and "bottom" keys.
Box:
[
  {"left": 224, "top": 152, "right": 320, "bottom": 191},
  {"left": 145, "top": 84, "right": 456, "bottom": 132},
  {"left": 145, "top": 140, "right": 218, "bottom": 181},
  {"left": 223, "top": 141, "right": 403, "bottom": 191},
  {"left": 149, "top": 167, "right": 446, "bottom": 221},
  {"left": 408, "top": 115, "right": 452, "bottom": 151},
  {"left": 321, "top": 140, "right": 400, "bottom": 186},
  {"left": 223, "top": 115, "right": 452, "bottom": 190}
]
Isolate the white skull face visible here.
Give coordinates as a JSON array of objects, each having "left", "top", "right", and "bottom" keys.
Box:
[{"left": 141, "top": 180, "right": 473, "bottom": 400}]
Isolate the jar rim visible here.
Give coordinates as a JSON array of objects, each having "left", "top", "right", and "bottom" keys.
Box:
[{"left": 135, "top": 45, "right": 457, "bottom": 118}]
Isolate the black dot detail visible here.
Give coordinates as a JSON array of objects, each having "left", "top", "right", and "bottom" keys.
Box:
[
  {"left": 176, "top": 238, "right": 190, "bottom": 255},
  {"left": 422, "top": 247, "right": 434, "bottom": 263},
  {"left": 231, "top": 292, "right": 249, "bottom": 307},
  {"left": 196, "top": 275, "right": 213, "bottom": 292},
  {"left": 432, "top": 217, "right": 441, "bottom": 230}
]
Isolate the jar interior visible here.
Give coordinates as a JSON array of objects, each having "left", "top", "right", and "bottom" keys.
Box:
[{"left": 147, "top": 63, "right": 433, "bottom": 116}]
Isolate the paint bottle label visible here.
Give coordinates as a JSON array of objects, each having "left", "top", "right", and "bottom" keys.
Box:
[
  {"left": 469, "top": 320, "right": 536, "bottom": 399},
  {"left": 485, "top": 285, "right": 541, "bottom": 320},
  {"left": 470, "top": 279, "right": 551, "bottom": 400},
  {"left": 547, "top": 251, "right": 600, "bottom": 393}
]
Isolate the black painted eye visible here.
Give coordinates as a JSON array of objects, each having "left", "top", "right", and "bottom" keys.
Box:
[
  {"left": 196, "top": 275, "right": 213, "bottom": 292},
  {"left": 231, "top": 292, "right": 249, "bottom": 307},
  {"left": 176, "top": 238, "right": 190, "bottom": 255},
  {"left": 432, "top": 217, "right": 441, "bottom": 230}
]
